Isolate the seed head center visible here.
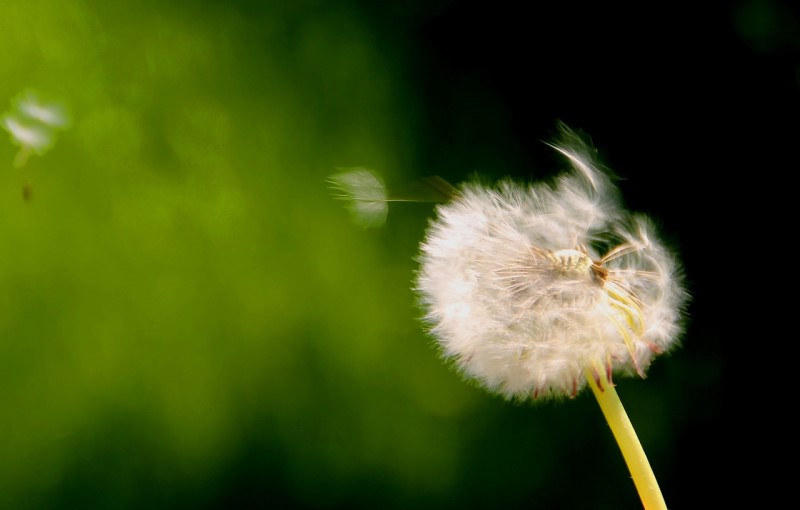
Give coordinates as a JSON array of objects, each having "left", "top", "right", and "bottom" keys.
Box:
[{"left": 551, "top": 249, "right": 607, "bottom": 284}]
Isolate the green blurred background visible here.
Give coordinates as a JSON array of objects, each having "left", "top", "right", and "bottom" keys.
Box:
[{"left": 0, "top": 0, "right": 794, "bottom": 508}]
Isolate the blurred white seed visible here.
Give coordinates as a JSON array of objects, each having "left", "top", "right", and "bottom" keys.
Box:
[
  {"left": 2, "top": 89, "right": 70, "bottom": 167},
  {"left": 328, "top": 168, "right": 390, "bottom": 228},
  {"left": 328, "top": 168, "right": 458, "bottom": 228},
  {"left": 2, "top": 115, "right": 53, "bottom": 154},
  {"left": 16, "top": 91, "right": 70, "bottom": 128}
]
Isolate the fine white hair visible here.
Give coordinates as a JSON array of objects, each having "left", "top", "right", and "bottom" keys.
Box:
[{"left": 415, "top": 124, "right": 688, "bottom": 401}]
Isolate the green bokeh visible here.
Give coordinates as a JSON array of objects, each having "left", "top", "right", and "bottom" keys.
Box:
[{"left": 0, "top": 2, "right": 724, "bottom": 509}]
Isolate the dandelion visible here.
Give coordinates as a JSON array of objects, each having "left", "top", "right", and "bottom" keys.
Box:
[
  {"left": 2, "top": 89, "right": 70, "bottom": 167},
  {"left": 416, "top": 128, "right": 687, "bottom": 401},
  {"left": 329, "top": 123, "right": 688, "bottom": 510}
]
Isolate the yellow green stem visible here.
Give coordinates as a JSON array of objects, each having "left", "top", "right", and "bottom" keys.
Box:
[{"left": 584, "top": 364, "right": 667, "bottom": 510}]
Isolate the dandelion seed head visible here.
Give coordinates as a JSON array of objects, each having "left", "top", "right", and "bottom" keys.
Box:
[{"left": 416, "top": 126, "right": 688, "bottom": 401}]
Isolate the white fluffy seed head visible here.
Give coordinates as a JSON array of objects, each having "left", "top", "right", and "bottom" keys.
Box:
[{"left": 415, "top": 126, "right": 688, "bottom": 401}]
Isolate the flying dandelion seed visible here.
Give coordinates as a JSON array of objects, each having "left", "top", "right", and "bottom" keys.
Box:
[
  {"left": 328, "top": 168, "right": 457, "bottom": 228},
  {"left": 328, "top": 168, "right": 390, "bottom": 228},
  {"left": 15, "top": 91, "right": 70, "bottom": 128},
  {"left": 1, "top": 115, "right": 53, "bottom": 158},
  {"left": 2, "top": 89, "right": 70, "bottom": 168}
]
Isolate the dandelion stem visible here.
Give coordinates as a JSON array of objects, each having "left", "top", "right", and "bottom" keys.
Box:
[{"left": 585, "top": 364, "right": 667, "bottom": 510}]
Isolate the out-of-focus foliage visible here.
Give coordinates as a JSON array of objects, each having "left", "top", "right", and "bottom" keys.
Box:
[
  {"left": 0, "top": 1, "right": 435, "bottom": 506},
  {"left": 0, "top": 0, "right": 750, "bottom": 508},
  {"left": 0, "top": 2, "right": 496, "bottom": 508}
]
